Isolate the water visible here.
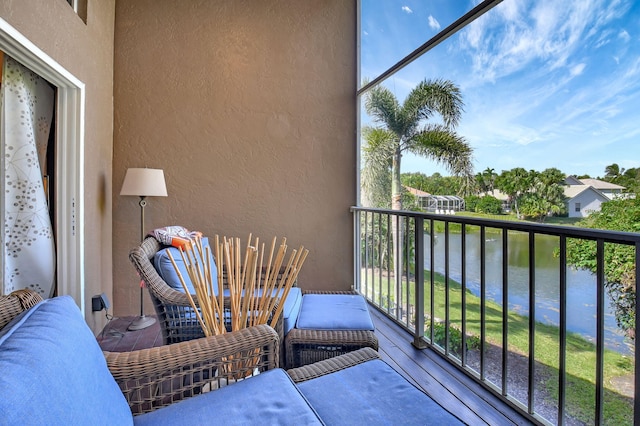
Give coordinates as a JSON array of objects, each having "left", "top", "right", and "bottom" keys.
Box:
[{"left": 424, "top": 230, "right": 631, "bottom": 354}]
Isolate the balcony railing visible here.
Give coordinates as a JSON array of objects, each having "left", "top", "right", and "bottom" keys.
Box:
[{"left": 352, "top": 206, "right": 640, "bottom": 426}]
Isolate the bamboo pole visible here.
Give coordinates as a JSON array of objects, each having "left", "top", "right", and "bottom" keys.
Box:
[{"left": 169, "top": 234, "right": 308, "bottom": 340}]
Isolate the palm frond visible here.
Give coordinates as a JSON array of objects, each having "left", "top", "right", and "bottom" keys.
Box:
[
  {"left": 408, "top": 123, "right": 474, "bottom": 177},
  {"left": 403, "top": 79, "right": 464, "bottom": 128},
  {"left": 364, "top": 85, "right": 403, "bottom": 135},
  {"left": 361, "top": 127, "right": 396, "bottom": 208}
]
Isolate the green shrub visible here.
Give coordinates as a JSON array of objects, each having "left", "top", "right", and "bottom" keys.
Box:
[
  {"left": 426, "top": 321, "right": 480, "bottom": 357},
  {"left": 476, "top": 195, "right": 503, "bottom": 214}
]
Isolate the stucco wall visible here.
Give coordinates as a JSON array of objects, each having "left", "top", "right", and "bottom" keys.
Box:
[
  {"left": 112, "top": 1, "right": 357, "bottom": 315},
  {"left": 0, "top": 1, "right": 115, "bottom": 331}
]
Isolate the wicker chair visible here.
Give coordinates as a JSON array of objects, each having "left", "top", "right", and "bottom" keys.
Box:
[
  {"left": 0, "top": 289, "right": 44, "bottom": 330},
  {"left": 129, "top": 236, "right": 287, "bottom": 362},
  {"left": 0, "top": 289, "right": 281, "bottom": 415}
]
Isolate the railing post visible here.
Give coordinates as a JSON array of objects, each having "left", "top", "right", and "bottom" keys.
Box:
[
  {"left": 350, "top": 206, "right": 640, "bottom": 426},
  {"left": 413, "top": 216, "right": 426, "bottom": 349},
  {"left": 635, "top": 242, "right": 640, "bottom": 426},
  {"left": 353, "top": 209, "right": 361, "bottom": 293}
]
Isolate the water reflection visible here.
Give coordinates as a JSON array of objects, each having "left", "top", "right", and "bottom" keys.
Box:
[{"left": 424, "top": 230, "right": 630, "bottom": 354}]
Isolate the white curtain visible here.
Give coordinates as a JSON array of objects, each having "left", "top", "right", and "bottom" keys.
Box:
[{"left": 0, "top": 55, "right": 56, "bottom": 298}]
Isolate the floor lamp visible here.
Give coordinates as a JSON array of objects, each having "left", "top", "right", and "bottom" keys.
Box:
[{"left": 120, "top": 168, "right": 168, "bottom": 331}]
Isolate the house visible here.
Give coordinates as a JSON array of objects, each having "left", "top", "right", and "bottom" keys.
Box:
[{"left": 563, "top": 176, "right": 628, "bottom": 217}]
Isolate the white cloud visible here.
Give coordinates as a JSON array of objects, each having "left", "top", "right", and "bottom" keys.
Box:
[
  {"left": 619, "top": 29, "right": 631, "bottom": 42},
  {"left": 402, "top": 6, "right": 412, "bottom": 14},
  {"left": 458, "top": 0, "right": 618, "bottom": 85},
  {"left": 570, "top": 63, "right": 586, "bottom": 76},
  {"left": 427, "top": 15, "right": 440, "bottom": 30}
]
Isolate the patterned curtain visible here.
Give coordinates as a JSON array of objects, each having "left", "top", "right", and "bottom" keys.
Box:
[{"left": 0, "top": 55, "right": 56, "bottom": 298}]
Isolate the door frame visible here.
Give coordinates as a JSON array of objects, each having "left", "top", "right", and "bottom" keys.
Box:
[{"left": 0, "top": 18, "right": 85, "bottom": 312}]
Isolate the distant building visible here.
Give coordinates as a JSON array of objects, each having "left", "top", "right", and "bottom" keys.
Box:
[
  {"left": 563, "top": 176, "right": 628, "bottom": 218},
  {"left": 404, "top": 186, "right": 464, "bottom": 213}
]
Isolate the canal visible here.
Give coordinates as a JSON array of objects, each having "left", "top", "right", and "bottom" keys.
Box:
[{"left": 425, "top": 230, "right": 631, "bottom": 354}]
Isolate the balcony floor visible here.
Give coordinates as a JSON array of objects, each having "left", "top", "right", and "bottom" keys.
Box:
[
  {"left": 368, "top": 307, "right": 532, "bottom": 426},
  {"left": 97, "top": 308, "right": 532, "bottom": 425}
]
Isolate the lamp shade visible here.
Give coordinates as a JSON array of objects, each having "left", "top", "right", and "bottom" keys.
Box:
[{"left": 120, "top": 168, "right": 168, "bottom": 197}]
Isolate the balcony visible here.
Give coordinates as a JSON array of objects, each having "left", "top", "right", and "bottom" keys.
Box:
[
  {"left": 97, "top": 206, "right": 638, "bottom": 425},
  {"left": 352, "top": 206, "right": 639, "bottom": 425}
]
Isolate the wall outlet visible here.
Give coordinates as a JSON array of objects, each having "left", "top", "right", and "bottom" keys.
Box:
[{"left": 91, "top": 293, "right": 110, "bottom": 312}]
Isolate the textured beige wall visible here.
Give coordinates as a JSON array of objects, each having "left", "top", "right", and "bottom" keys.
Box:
[
  {"left": 113, "top": 0, "right": 357, "bottom": 316},
  {"left": 0, "top": 1, "right": 116, "bottom": 331}
]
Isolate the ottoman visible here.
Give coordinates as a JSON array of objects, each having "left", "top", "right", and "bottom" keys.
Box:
[{"left": 284, "top": 293, "right": 378, "bottom": 368}]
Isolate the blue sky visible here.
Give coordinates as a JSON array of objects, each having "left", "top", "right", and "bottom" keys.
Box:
[{"left": 360, "top": 0, "right": 640, "bottom": 179}]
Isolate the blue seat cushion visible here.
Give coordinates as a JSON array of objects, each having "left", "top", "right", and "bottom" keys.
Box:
[
  {"left": 297, "top": 359, "right": 463, "bottom": 425},
  {"left": 295, "top": 294, "right": 374, "bottom": 331},
  {"left": 0, "top": 296, "right": 133, "bottom": 425},
  {"left": 134, "top": 369, "right": 323, "bottom": 426},
  {"left": 154, "top": 237, "right": 219, "bottom": 295},
  {"left": 216, "top": 287, "right": 302, "bottom": 335}
]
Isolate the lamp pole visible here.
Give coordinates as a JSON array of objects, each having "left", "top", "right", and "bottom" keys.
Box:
[
  {"left": 120, "top": 168, "right": 167, "bottom": 331},
  {"left": 128, "top": 196, "right": 156, "bottom": 331},
  {"left": 129, "top": 195, "right": 156, "bottom": 331}
]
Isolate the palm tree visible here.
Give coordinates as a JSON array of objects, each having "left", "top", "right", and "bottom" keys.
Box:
[
  {"left": 361, "top": 127, "right": 395, "bottom": 208},
  {"left": 604, "top": 163, "right": 625, "bottom": 183},
  {"left": 363, "top": 79, "right": 474, "bottom": 212},
  {"left": 362, "top": 79, "right": 473, "bottom": 307}
]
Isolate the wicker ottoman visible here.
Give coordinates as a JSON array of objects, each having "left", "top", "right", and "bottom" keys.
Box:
[{"left": 284, "top": 294, "right": 378, "bottom": 369}]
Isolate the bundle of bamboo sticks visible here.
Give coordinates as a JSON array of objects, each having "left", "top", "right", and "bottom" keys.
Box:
[{"left": 167, "top": 234, "right": 308, "bottom": 337}]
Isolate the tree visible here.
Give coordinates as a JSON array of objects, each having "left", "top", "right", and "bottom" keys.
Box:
[
  {"left": 495, "top": 168, "right": 531, "bottom": 218},
  {"left": 362, "top": 79, "right": 473, "bottom": 301},
  {"left": 401, "top": 172, "right": 465, "bottom": 196},
  {"left": 604, "top": 163, "right": 625, "bottom": 183},
  {"left": 566, "top": 197, "right": 640, "bottom": 340},
  {"left": 361, "top": 127, "right": 395, "bottom": 208},
  {"left": 475, "top": 167, "right": 497, "bottom": 196},
  {"left": 363, "top": 79, "right": 474, "bottom": 212},
  {"left": 518, "top": 168, "right": 567, "bottom": 222},
  {"left": 495, "top": 167, "right": 566, "bottom": 221}
]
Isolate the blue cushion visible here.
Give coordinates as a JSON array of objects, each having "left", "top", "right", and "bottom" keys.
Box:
[
  {"left": 153, "top": 237, "right": 219, "bottom": 295},
  {"left": 295, "top": 294, "right": 374, "bottom": 331},
  {"left": 297, "top": 359, "right": 463, "bottom": 425},
  {"left": 222, "top": 287, "right": 302, "bottom": 335},
  {"left": 0, "top": 296, "right": 133, "bottom": 425},
  {"left": 134, "top": 369, "right": 323, "bottom": 425},
  {"left": 281, "top": 287, "right": 302, "bottom": 334}
]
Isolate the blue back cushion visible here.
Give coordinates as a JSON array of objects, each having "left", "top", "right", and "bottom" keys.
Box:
[
  {"left": 0, "top": 296, "right": 133, "bottom": 425},
  {"left": 298, "top": 359, "right": 464, "bottom": 425},
  {"left": 153, "top": 237, "right": 219, "bottom": 295}
]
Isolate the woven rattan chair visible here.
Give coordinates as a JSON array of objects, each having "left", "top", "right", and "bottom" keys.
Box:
[
  {"left": 129, "top": 236, "right": 286, "bottom": 361},
  {"left": 0, "top": 289, "right": 281, "bottom": 415},
  {"left": 286, "top": 347, "right": 380, "bottom": 383},
  {"left": 284, "top": 290, "right": 379, "bottom": 369},
  {"left": 0, "top": 289, "right": 44, "bottom": 330}
]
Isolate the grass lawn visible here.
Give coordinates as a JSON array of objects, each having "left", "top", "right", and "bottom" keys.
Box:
[{"left": 362, "top": 270, "right": 634, "bottom": 425}]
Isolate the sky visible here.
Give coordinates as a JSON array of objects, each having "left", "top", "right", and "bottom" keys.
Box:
[{"left": 360, "top": 0, "right": 640, "bottom": 179}]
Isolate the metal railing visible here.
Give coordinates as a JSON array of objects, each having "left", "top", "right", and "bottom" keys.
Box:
[{"left": 352, "top": 206, "right": 640, "bottom": 426}]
